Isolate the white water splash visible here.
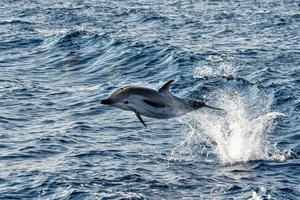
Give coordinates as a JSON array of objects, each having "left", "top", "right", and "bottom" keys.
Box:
[
  {"left": 249, "top": 186, "right": 272, "bottom": 200},
  {"left": 174, "top": 90, "right": 288, "bottom": 165},
  {"left": 250, "top": 191, "right": 264, "bottom": 200},
  {"left": 193, "top": 62, "right": 235, "bottom": 78}
]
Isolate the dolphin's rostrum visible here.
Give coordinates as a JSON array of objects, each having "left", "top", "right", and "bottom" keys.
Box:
[{"left": 100, "top": 80, "right": 222, "bottom": 127}]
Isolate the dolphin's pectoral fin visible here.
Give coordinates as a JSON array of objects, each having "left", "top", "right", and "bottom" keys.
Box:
[
  {"left": 128, "top": 106, "right": 147, "bottom": 127},
  {"left": 134, "top": 111, "right": 147, "bottom": 127},
  {"left": 158, "top": 80, "right": 174, "bottom": 93}
]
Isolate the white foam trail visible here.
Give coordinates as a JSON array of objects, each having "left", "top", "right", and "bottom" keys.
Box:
[{"left": 174, "top": 90, "right": 288, "bottom": 165}]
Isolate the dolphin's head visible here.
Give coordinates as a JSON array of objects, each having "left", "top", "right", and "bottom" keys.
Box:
[{"left": 100, "top": 87, "right": 132, "bottom": 110}]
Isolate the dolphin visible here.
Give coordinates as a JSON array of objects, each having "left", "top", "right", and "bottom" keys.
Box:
[{"left": 100, "top": 80, "right": 222, "bottom": 127}]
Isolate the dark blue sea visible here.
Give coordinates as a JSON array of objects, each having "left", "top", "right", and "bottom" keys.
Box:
[{"left": 1, "top": 0, "right": 300, "bottom": 199}]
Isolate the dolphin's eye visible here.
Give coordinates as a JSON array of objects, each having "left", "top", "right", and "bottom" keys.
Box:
[{"left": 124, "top": 101, "right": 128, "bottom": 104}]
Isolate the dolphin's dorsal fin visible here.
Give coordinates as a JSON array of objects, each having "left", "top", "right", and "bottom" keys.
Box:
[{"left": 158, "top": 80, "right": 174, "bottom": 93}]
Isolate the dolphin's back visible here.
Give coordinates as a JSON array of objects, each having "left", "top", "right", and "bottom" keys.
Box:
[
  {"left": 120, "top": 86, "right": 171, "bottom": 104},
  {"left": 121, "top": 86, "right": 162, "bottom": 98}
]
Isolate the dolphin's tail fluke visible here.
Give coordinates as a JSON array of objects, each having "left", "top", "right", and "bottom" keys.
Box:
[
  {"left": 188, "top": 100, "right": 224, "bottom": 111},
  {"left": 203, "top": 104, "right": 224, "bottom": 111}
]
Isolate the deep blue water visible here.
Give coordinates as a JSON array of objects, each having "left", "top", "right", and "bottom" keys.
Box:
[{"left": 1, "top": 0, "right": 300, "bottom": 199}]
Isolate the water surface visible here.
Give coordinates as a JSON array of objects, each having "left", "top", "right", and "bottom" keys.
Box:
[{"left": 0, "top": 0, "right": 300, "bottom": 199}]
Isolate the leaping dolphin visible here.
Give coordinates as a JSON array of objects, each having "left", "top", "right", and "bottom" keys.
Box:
[{"left": 100, "top": 80, "right": 222, "bottom": 127}]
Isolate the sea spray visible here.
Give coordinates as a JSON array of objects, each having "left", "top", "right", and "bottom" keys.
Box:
[
  {"left": 172, "top": 90, "right": 286, "bottom": 165},
  {"left": 193, "top": 62, "right": 236, "bottom": 79}
]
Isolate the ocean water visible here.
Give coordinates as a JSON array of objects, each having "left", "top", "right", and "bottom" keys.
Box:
[{"left": 0, "top": 0, "right": 299, "bottom": 199}]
